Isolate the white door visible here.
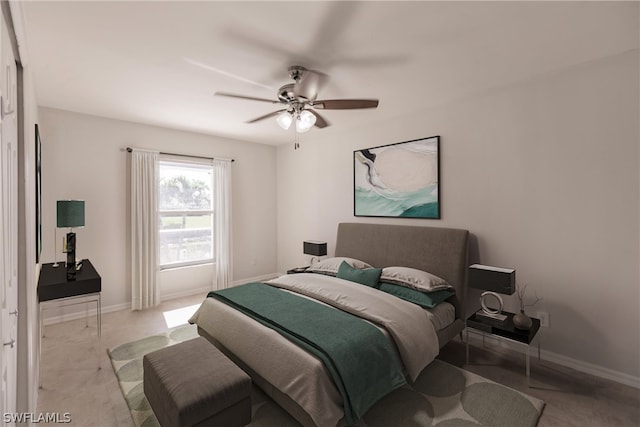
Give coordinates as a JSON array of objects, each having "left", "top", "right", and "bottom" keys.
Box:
[{"left": 0, "top": 13, "right": 18, "bottom": 425}]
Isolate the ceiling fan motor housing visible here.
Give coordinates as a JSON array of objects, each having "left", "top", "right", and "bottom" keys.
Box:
[
  {"left": 277, "top": 84, "right": 296, "bottom": 103},
  {"left": 288, "top": 65, "right": 306, "bottom": 82}
]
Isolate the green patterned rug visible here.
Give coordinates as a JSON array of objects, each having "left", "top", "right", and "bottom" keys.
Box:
[{"left": 108, "top": 325, "right": 545, "bottom": 427}]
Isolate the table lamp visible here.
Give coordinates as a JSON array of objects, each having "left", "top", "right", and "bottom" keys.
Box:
[
  {"left": 57, "top": 200, "right": 85, "bottom": 280},
  {"left": 303, "top": 240, "right": 327, "bottom": 265},
  {"left": 468, "top": 264, "right": 515, "bottom": 323}
]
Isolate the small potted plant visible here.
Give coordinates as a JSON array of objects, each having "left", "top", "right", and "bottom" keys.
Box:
[{"left": 513, "top": 283, "right": 541, "bottom": 330}]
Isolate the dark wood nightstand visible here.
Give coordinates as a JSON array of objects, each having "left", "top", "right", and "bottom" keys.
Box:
[{"left": 465, "top": 310, "right": 541, "bottom": 378}]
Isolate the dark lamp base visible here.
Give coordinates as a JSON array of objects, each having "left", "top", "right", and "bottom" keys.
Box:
[{"left": 66, "top": 232, "right": 76, "bottom": 281}]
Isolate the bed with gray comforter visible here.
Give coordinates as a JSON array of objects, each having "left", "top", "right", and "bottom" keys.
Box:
[{"left": 190, "top": 223, "right": 469, "bottom": 426}]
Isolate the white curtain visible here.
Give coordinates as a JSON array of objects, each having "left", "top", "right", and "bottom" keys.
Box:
[
  {"left": 131, "top": 150, "right": 159, "bottom": 310},
  {"left": 213, "top": 159, "right": 232, "bottom": 289}
]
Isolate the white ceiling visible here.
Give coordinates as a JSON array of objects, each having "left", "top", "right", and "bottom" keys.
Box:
[{"left": 18, "top": 1, "right": 638, "bottom": 146}]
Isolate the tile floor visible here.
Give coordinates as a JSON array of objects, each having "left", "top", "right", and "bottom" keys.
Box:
[{"left": 37, "top": 294, "right": 640, "bottom": 427}]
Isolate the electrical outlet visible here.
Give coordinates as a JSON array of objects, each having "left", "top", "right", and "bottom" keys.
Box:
[{"left": 536, "top": 311, "right": 549, "bottom": 327}]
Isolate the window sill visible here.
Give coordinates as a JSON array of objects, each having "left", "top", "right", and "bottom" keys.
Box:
[{"left": 159, "top": 261, "right": 214, "bottom": 272}]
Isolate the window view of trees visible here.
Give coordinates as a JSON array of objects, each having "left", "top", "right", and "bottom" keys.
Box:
[
  {"left": 159, "top": 175, "right": 211, "bottom": 210},
  {"left": 158, "top": 162, "right": 214, "bottom": 267}
]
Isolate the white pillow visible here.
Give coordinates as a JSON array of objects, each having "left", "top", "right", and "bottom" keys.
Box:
[
  {"left": 307, "top": 257, "right": 373, "bottom": 276},
  {"left": 380, "top": 266, "right": 452, "bottom": 293}
]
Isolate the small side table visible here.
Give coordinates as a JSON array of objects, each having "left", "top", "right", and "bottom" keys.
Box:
[
  {"left": 38, "top": 259, "right": 103, "bottom": 385},
  {"left": 38, "top": 259, "right": 102, "bottom": 337},
  {"left": 465, "top": 311, "right": 541, "bottom": 378}
]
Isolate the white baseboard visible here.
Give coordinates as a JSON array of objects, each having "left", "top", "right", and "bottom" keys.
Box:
[
  {"left": 464, "top": 332, "right": 640, "bottom": 389},
  {"left": 42, "top": 301, "right": 130, "bottom": 326},
  {"left": 539, "top": 345, "right": 640, "bottom": 389},
  {"left": 160, "top": 286, "right": 211, "bottom": 302}
]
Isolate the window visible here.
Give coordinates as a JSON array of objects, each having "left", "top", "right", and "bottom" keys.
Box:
[{"left": 158, "top": 160, "right": 213, "bottom": 269}]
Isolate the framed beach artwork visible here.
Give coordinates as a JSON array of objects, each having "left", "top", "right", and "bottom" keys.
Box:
[{"left": 354, "top": 136, "right": 440, "bottom": 219}]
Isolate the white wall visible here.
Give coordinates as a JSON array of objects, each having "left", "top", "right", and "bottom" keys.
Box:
[
  {"left": 39, "top": 108, "right": 278, "bottom": 314},
  {"left": 277, "top": 50, "right": 639, "bottom": 385}
]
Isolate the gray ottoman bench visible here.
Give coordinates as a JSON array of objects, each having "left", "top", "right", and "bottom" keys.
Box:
[{"left": 143, "top": 336, "right": 252, "bottom": 427}]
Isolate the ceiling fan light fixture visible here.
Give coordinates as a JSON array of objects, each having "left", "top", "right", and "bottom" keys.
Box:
[
  {"left": 296, "top": 110, "right": 316, "bottom": 133},
  {"left": 276, "top": 111, "right": 293, "bottom": 130}
]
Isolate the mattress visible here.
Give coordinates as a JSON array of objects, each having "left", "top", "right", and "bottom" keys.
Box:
[{"left": 425, "top": 301, "right": 455, "bottom": 332}]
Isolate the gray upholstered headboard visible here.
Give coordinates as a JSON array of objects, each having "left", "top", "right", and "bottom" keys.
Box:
[{"left": 334, "top": 223, "right": 469, "bottom": 319}]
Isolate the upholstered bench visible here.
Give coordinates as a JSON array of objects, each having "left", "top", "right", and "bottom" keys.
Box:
[{"left": 143, "top": 336, "right": 252, "bottom": 427}]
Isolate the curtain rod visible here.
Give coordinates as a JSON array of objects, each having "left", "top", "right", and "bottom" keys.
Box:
[{"left": 125, "top": 147, "right": 235, "bottom": 162}]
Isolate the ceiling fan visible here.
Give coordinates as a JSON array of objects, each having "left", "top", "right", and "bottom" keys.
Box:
[{"left": 215, "top": 65, "right": 379, "bottom": 133}]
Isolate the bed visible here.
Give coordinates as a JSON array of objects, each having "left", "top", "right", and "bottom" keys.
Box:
[{"left": 190, "top": 223, "right": 469, "bottom": 426}]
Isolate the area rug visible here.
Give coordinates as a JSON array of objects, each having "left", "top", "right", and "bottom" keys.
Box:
[{"left": 109, "top": 326, "right": 545, "bottom": 427}]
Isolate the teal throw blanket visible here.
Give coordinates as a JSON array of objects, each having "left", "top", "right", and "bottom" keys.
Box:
[{"left": 208, "top": 283, "right": 406, "bottom": 425}]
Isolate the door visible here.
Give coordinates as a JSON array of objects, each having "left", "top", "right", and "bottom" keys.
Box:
[{"left": 0, "top": 12, "right": 18, "bottom": 425}]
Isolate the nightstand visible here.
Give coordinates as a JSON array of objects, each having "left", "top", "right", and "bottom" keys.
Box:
[
  {"left": 38, "top": 259, "right": 103, "bottom": 385},
  {"left": 465, "top": 311, "right": 541, "bottom": 378},
  {"left": 38, "top": 259, "right": 102, "bottom": 337}
]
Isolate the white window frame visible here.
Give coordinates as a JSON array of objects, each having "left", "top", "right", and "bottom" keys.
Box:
[{"left": 158, "top": 158, "right": 214, "bottom": 270}]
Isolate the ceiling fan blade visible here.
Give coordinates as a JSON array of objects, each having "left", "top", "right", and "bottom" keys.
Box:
[
  {"left": 313, "top": 99, "right": 379, "bottom": 109},
  {"left": 184, "top": 58, "right": 273, "bottom": 90},
  {"left": 309, "top": 110, "right": 330, "bottom": 128},
  {"left": 215, "top": 92, "right": 279, "bottom": 104},
  {"left": 294, "top": 69, "right": 328, "bottom": 102},
  {"left": 246, "top": 109, "right": 287, "bottom": 123}
]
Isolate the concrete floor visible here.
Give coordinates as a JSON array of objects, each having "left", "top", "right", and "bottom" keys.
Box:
[{"left": 36, "top": 293, "right": 640, "bottom": 427}]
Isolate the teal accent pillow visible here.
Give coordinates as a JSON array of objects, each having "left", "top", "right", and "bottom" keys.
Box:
[
  {"left": 379, "top": 282, "right": 454, "bottom": 309},
  {"left": 337, "top": 261, "right": 382, "bottom": 288}
]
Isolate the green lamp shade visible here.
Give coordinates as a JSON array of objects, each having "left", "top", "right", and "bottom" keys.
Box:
[{"left": 57, "top": 200, "right": 85, "bottom": 228}]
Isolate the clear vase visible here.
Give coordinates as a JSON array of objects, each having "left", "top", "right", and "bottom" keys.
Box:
[{"left": 513, "top": 310, "right": 532, "bottom": 330}]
